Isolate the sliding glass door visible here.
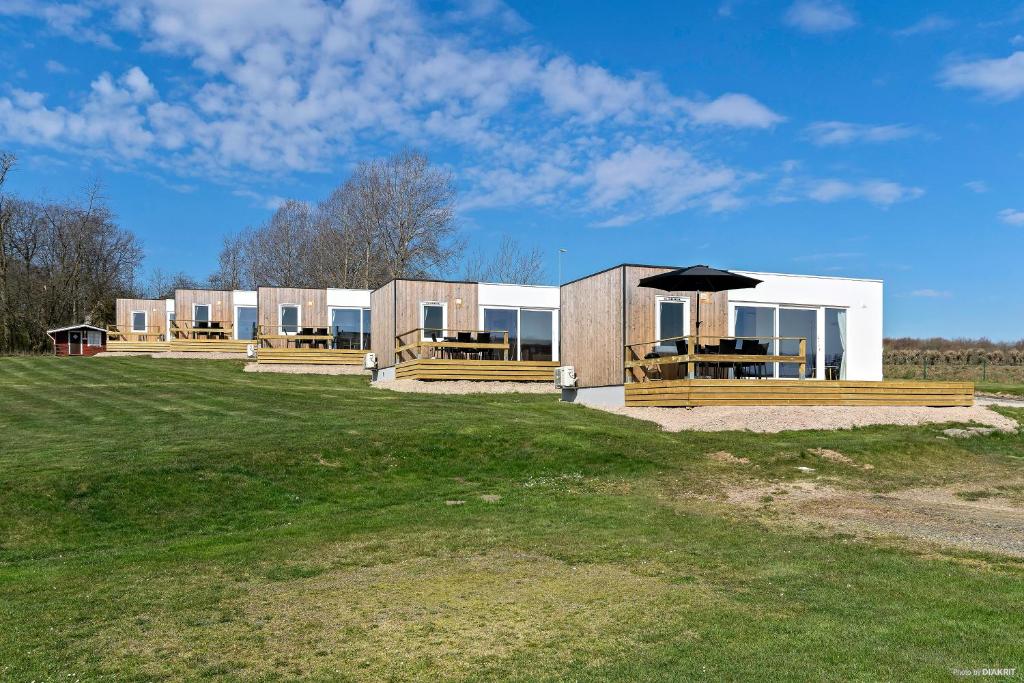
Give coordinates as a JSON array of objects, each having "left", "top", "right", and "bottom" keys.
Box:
[
  {"left": 521, "top": 309, "right": 553, "bottom": 361},
  {"left": 733, "top": 305, "right": 775, "bottom": 377},
  {"left": 483, "top": 308, "right": 517, "bottom": 359},
  {"left": 824, "top": 308, "right": 847, "bottom": 379},
  {"left": 481, "top": 307, "right": 557, "bottom": 361},
  {"left": 779, "top": 308, "right": 817, "bottom": 378},
  {"left": 235, "top": 306, "right": 257, "bottom": 340}
]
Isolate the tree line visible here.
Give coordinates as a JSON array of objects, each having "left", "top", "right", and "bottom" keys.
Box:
[
  {"left": 0, "top": 149, "right": 545, "bottom": 353},
  {"left": 0, "top": 154, "right": 143, "bottom": 353}
]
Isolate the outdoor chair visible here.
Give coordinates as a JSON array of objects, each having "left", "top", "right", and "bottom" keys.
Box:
[
  {"left": 475, "top": 332, "right": 492, "bottom": 360},
  {"left": 456, "top": 331, "right": 472, "bottom": 359}
]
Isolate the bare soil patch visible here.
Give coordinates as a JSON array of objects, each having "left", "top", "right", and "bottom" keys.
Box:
[
  {"left": 372, "top": 379, "right": 557, "bottom": 394},
  {"left": 808, "top": 448, "right": 874, "bottom": 470},
  {"left": 723, "top": 480, "right": 1024, "bottom": 558},
  {"left": 596, "top": 404, "right": 1018, "bottom": 433},
  {"left": 707, "top": 451, "right": 750, "bottom": 464}
]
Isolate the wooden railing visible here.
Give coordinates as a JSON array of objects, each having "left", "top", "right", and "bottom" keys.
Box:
[
  {"left": 256, "top": 325, "right": 369, "bottom": 350},
  {"left": 170, "top": 319, "right": 234, "bottom": 340},
  {"left": 625, "top": 335, "right": 808, "bottom": 382},
  {"left": 107, "top": 325, "right": 164, "bottom": 342},
  {"left": 395, "top": 327, "right": 510, "bottom": 362}
]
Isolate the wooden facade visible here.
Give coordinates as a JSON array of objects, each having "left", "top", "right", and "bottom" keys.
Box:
[
  {"left": 372, "top": 279, "right": 480, "bottom": 369},
  {"left": 115, "top": 298, "right": 168, "bottom": 339},
  {"left": 175, "top": 289, "right": 234, "bottom": 325},
  {"left": 625, "top": 379, "right": 974, "bottom": 407},
  {"left": 560, "top": 264, "right": 728, "bottom": 388},
  {"left": 257, "top": 287, "right": 328, "bottom": 329}
]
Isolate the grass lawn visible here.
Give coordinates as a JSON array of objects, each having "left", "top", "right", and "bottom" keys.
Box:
[
  {"left": 978, "top": 382, "right": 1024, "bottom": 397},
  {"left": 1, "top": 356, "right": 1023, "bottom": 681}
]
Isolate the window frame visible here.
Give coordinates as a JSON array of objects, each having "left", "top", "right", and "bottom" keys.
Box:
[
  {"left": 328, "top": 306, "right": 370, "bottom": 349},
  {"left": 478, "top": 305, "right": 559, "bottom": 362},
  {"left": 729, "top": 301, "right": 847, "bottom": 380},
  {"left": 654, "top": 295, "right": 690, "bottom": 343},
  {"left": 420, "top": 301, "right": 448, "bottom": 341},
  {"left": 278, "top": 303, "right": 301, "bottom": 335},
  {"left": 234, "top": 305, "right": 258, "bottom": 341},
  {"left": 192, "top": 303, "right": 211, "bottom": 325},
  {"left": 131, "top": 310, "right": 147, "bottom": 333}
]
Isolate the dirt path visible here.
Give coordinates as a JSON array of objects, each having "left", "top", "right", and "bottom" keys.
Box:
[{"left": 725, "top": 481, "right": 1024, "bottom": 558}]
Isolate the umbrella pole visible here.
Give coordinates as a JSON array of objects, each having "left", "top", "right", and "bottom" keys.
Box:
[{"left": 695, "top": 290, "right": 701, "bottom": 379}]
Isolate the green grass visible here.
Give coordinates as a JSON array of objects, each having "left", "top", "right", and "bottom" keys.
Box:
[
  {"left": 977, "top": 382, "right": 1024, "bottom": 397},
  {"left": 1, "top": 356, "right": 1023, "bottom": 681}
]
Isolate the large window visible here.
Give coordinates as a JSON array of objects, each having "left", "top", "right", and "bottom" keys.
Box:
[
  {"left": 483, "top": 308, "right": 517, "bottom": 359},
  {"left": 482, "top": 306, "right": 557, "bottom": 361},
  {"left": 235, "top": 306, "right": 257, "bottom": 340},
  {"left": 734, "top": 305, "right": 775, "bottom": 377},
  {"left": 193, "top": 304, "right": 210, "bottom": 325},
  {"left": 521, "top": 309, "right": 554, "bottom": 361},
  {"left": 779, "top": 308, "right": 817, "bottom": 378},
  {"left": 421, "top": 302, "right": 446, "bottom": 339},
  {"left": 131, "top": 311, "right": 147, "bottom": 333},
  {"left": 825, "top": 308, "right": 847, "bottom": 380},
  {"left": 330, "top": 307, "right": 371, "bottom": 349},
  {"left": 280, "top": 305, "right": 300, "bottom": 334}
]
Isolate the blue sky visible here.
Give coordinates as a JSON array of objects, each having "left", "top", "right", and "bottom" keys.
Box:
[{"left": 1, "top": 0, "right": 1023, "bottom": 339}]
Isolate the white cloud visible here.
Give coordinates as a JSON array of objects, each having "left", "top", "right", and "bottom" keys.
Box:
[
  {"left": 910, "top": 289, "right": 951, "bottom": 298},
  {"left": 805, "top": 121, "right": 921, "bottom": 145},
  {"left": 893, "top": 14, "right": 954, "bottom": 37},
  {"left": 998, "top": 208, "right": 1024, "bottom": 225},
  {"left": 684, "top": 93, "right": 785, "bottom": 128},
  {"left": 964, "top": 180, "right": 988, "bottom": 193},
  {"left": 0, "top": 1, "right": 116, "bottom": 47},
  {"left": 783, "top": 0, "right": 856, "bottom": 34},
  {"left": 1012, "top": 35, "right": 1024, "bottom": 46},
  {"left": 806, "top": 178, "right": 924, "bottom": 206},
  {"left": 445, "top": 0, "right": 528, "bottom": 33},
  {"left": 940, "top": 51, "right": 1024, "bottom": 100},
  {"left": 44, "top": 59, "right": 68, "bottom": 74}
]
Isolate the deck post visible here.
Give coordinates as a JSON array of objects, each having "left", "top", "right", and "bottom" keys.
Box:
[{"left": 798, "top": 338, "right": 807, "bottom": 379}]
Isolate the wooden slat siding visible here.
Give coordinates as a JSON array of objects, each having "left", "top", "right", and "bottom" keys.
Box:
[
  {"left": 175, "top": 290, "right": 234, "bottom": 327},
  {"left": 168, "top": 339, "right": 249, "bottom": 352},
  {"left": 257, "top": 287, "right": 328, "bottom": 348},
  {"left": 116, "top": 298, "right": 167, "bottom": 337},
  {"left": 624, "top": 380, "right": 973, "bottom": 407},
  {"left": 559, "top": 266, "right": 623, "bottom": 388},
  {"left": 257, "top": 348, "right": 365, "bottom": 365},
  {"left": 392, "top": 280, "right": 479, "bottom": 362},
  {"left": 371, "top": 281, "right": 396, "bottom": 368},
  {"left": 623, "top": 265, "right": 729, "bottom": 348},
  {"left": 395, "top": 359, "right": 557, "bottom": 381}
]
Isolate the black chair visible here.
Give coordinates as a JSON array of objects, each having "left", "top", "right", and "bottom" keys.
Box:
[
  {"left": 475, "top": 331, "right": 492, "bottom": 360},
  {"left": 736, "top": 339, "right": 759, "bottom": 379}
]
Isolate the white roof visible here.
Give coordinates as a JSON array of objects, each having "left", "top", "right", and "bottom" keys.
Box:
[{"left": 46, "top": 324, "right": 106, "bottom": 334}]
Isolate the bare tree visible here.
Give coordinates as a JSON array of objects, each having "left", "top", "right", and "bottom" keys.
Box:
[
  {"left": 463, "top": 235, "right": 547, "bottom": 284},
  {"left": 147, "top": 269, "right": 203, "bottom": 299},
  {"left": 0, "top": 152, "right": 16, "bottom": 350}
]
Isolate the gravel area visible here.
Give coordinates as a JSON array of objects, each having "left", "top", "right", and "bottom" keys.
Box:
[
  {"left": 95, "top": 351, "right": 153, "bottom": 357},
  {"left": 244, "top": 363, "right": 368, "bottom": 376},
  {"left": 592, "top": 404, "right": 1019, "bottom": 433},
  {"left": 372, "top": 379, "right": 558, "bottom": 394}
]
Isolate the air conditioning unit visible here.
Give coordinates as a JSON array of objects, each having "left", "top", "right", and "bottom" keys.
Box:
[
  {"left": 246, "top": 343, "right": 257, "bottom": 358},
  {"left": 363, "top": 352, "right": 378, "bottom": 370},
  {"left": 554, "top": 365, "right": 576, "bottom": 388}
]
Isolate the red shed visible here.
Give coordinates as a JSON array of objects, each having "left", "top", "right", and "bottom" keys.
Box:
[{"left": 47, "top": 324, "right": 107, "bottom": 356}]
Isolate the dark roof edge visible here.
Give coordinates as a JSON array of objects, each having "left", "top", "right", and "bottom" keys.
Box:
[
  {"left": 560, "top": 263, "right": 682, "bottom": 288},
  {"left": 371, "top": 276, "right": 481, "bottom": 293}
]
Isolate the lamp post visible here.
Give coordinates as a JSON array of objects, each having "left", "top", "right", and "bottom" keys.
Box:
[{"left": 557, "top": 248, "right": 568, "bottom": 286}]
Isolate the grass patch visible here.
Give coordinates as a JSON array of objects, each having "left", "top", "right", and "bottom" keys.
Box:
[{"left": 1, "top": 356, "right": 1023, "bottom": 680}]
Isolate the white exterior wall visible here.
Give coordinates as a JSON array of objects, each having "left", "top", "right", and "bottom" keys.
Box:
[
  {"left": 233, "top": 290, "right": 257, "bottom": 306},
  {"left": 326, "top": 289, "right": 372, "bottom": 308},
  {"left": 165, "top": 299, "right": 175, "bottom": 314},
  {"left": 730, "top": 271, "right": 883, "bottom": 381}
]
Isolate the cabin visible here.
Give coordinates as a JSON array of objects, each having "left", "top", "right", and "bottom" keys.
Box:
[
  {"left": 107, "top": 298, "right": 173, "bottom": 350},
  {"left": 371, "top": 279, "right": 560, "bottom": 381},
  {"left": 254, "top": 287, "right": 372, "bottom": 365},
  {"left": 559, "top": 264, "right": 971, "bottom": 407},
  {"left": 47, "top": 324, "right": 107, "bottom": 356}
]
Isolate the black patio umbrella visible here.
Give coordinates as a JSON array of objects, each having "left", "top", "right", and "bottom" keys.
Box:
[{"left": 638, "top": 265, "right": 762, "bottom": 340}]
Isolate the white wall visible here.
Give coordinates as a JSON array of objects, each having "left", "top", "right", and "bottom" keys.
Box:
[
  {"left": 326, "top": 288, "right": 372, "bottom": 308},
  {"left": 477, "top": 283, "right": 560, "bottom": 308},
  {"left": 165, "top": 299, "right": 175, "bottom": 313},
  {"left": 232, "top": 290, "right": 257, "bottom": 306},
  {"left": 730, "top": 271, "right": 883, "bottom": 381}
]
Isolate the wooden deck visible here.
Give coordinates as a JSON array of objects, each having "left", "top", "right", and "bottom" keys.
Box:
[
  {"left": 257, "top": 348, "right": 365, "bottom": 365},
  {"left": 624, "top": 379, "right": 974, "bottom": 407},
  {"left": 395, "top": 359, "right": 558, "bottom": 381},
  {"left": 107, "top": 340, "right": 170, "bottom": 353}
]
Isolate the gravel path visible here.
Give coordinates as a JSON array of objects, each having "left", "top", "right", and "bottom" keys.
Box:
[
  {"left": 244, "top": 363, "right": 368, "bottom": 376},
  {"left": 977, "top": 394, "right": 1024, "bottom": 408},
  {"left": 593, "top": 404, "right": 1019, "bottom": 433},
  {"left": 152, "top": 351, "right": 248, "bottom": 360},
  {"left": 372, "top": 379, "right": 558, "bottom": 394}
]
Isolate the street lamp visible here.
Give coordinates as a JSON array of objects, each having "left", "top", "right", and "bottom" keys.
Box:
[{"left": 557, "top": 248, "right": 568, "bottom": 286}]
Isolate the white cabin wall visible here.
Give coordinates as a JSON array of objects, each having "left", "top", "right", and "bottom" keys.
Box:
[
  {"left": 326, "top": 289, "right": 372, "bottom": 308},
  {"left": 730, "top": 272, "right": 884, "bottom": 381}
]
